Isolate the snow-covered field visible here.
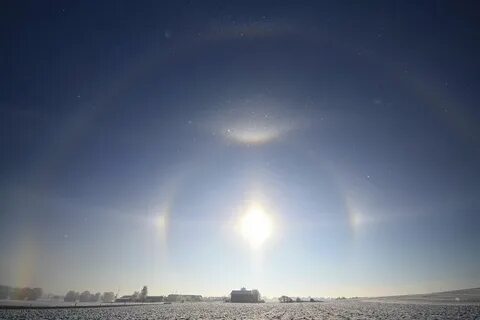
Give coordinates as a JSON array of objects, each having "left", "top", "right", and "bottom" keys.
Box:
[
  {"left": 1, "top": 301, "right": 479, "bottom": 320},
  {"left": 368, "top": 287, "right": 480, "bottom": 305},
  {"left": 0, "top": 299, "right": 129, "bottom": 307}
]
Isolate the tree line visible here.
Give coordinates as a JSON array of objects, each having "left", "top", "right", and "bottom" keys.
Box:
[
  {"left": 0, "top": 285, "right": 43, "bottom": 300},
  {"left": 0, "top": 284, "right": 148, "bottom": 304},
  {"left": 64, "top": 290, "right": 115, "bottom": 303},
  {"left": 279, "top": 295, "right": 319, "bottom": 303}
]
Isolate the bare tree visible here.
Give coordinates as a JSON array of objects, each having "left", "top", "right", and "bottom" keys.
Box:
[
  {"left": 279, "top": 296, "right": 293, "bottom": 303},
  {"left": 79, "top": 291, "right": 91, "bottom": 302},
  {"left": 102, "top": 292, "right": 115, "bottom": 303},
  {"left": 64, "top": 290, "right": 78, "bottom": 302},
  {"left": 0, "top": 286, "right": 10, "bottom": 299},
  {"left": 31, "top": 288, "right": 43, "bottom": 300},
  {"left": 140, "top": 286, "right": 148, "bottom": 302}
]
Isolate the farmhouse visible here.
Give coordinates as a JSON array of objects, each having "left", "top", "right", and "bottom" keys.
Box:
[{"left": 230, "top": 288, "right": 260, "bottom": 303}]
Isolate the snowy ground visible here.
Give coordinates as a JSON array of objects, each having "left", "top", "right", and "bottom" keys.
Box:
[{"left": 1, "top": 301, "right": 479, "bottom": 320}]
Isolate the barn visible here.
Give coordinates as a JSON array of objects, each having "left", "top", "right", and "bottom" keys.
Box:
[{"left": 230, "top": 288, "right": 260, "bottom": 303}]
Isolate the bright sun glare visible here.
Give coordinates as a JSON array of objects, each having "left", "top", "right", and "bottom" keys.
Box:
[{"left": 239, "top": 205, "right": 273, "bottom": 249}]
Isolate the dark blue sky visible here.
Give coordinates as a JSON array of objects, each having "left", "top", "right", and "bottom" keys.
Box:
[{"left": 1, "top": 1, "right": 479, "bottom": 297}]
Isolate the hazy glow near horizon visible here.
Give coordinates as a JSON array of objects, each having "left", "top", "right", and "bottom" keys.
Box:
[{"left": 239, "top": 204, "right": 273, "bottom": 249}]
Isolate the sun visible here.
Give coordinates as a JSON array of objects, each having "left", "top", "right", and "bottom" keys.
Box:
[{"left": 239, "top": 205, "right": 273, "bottom": 249}]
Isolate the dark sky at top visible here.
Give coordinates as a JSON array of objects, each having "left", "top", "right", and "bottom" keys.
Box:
[{"left": 1, "top": 1, "right": 479, "bottom": 296}]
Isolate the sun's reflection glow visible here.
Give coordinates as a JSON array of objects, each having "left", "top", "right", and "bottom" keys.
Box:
[
  {"left": 225, "top": 123, "right": 286, "bottom": 145},
  {"left": 203, "top": 96, "right": 306, "bottom": 146}
]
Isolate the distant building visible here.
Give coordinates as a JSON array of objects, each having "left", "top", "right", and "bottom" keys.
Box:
[
  {"left": 166, "top": 294, "right": 202, "bottom": 302},
  {"left": 115, "top": 295, "right": 134, "bottom": 303},
  {"left": 145, "top": 296, "right": 164, "bottom": 302},
  {"left": 115, "top": 295, "right": 164, "bottom": 303},
  {"left": 230, "top": 288, "right": 260, "bottom": 303}
]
